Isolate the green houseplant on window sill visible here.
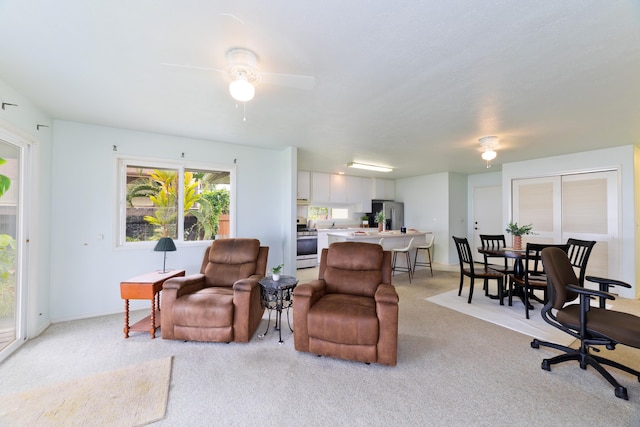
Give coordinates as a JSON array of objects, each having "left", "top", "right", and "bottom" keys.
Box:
[{"left": 505, "top": 222, "right": 533, "bottom": 250}]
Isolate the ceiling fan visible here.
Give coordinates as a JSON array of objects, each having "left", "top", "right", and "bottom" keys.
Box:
[{"left": 162, "top": 48, "right": 316, "bottom": 103}]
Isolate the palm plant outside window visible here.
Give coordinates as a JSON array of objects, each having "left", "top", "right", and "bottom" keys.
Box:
[{"left": 121, "top": 160, "right": 232, "bottom": 244}]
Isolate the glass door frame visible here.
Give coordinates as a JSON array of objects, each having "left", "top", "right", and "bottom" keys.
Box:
[{"left": 0, "top": 125, "right": 30, "bottom": 363}]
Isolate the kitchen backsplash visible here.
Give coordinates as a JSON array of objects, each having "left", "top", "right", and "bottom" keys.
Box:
[{"left": 310, "top": 219, "right": 369, "bottom": 229}]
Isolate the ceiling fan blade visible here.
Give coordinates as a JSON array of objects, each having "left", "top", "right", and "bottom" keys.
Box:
[
  {"left": 260, "top": 72, "right": 316, "bottom": 90},
  {"left": 160, "top": 62, "right": 226, "bottom": 75}
]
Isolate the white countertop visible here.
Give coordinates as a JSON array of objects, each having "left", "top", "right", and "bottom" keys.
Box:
[{"left": 327, "top": 230, "right": 428, "bottom": 239}]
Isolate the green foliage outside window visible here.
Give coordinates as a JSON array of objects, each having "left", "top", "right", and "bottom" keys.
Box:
[{"left": 0, "top": 157, "right": 15, "bottom": 318}]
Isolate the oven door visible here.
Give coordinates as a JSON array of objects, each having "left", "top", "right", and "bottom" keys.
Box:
[{"left": 296, "top": 235, "right": 318, "bottom": 257}]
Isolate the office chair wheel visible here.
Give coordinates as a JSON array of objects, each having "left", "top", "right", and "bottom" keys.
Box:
[
  {"left": 615, "top": 386, "right": 628, "bottom": 400},
  {"left": 531, "top": 339, "right": 540, "bottom": 349},
  {"left": 541, "top": 359, "right": 551, "bottom": 371}
]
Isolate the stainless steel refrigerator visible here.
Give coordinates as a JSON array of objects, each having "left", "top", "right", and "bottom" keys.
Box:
[{"left": 370, "top": 201, "right": 404, "bottom": 230}]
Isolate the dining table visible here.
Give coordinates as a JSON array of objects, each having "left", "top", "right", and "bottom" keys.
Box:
[{"left": 476, "top": 246, "right": 532, "bottom": 306}]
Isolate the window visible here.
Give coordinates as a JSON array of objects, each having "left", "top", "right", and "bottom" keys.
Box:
[
  {"left": 307, "top": 206, "right": 349, "bottom": 220},
  {"left": 118, "top": 158, "right": 234, "bottom": 246}
]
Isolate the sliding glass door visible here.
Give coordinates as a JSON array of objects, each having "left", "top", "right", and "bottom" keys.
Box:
[{"left": 0, "top": 131, "right": 27, "bottom": 360}]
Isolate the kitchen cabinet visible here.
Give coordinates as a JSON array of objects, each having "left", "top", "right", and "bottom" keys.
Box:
[
  {"left": 312, "top": 172, "right": 331, "bottom": 203},
  {"left": 372, "top": 178, "right": 395, "bottom": 200},
  {"left": 358, "top": 177, "right": 372, "bottom": 212},
  {"left": 330, "top": 174, "right": 347, "bottom": 203},
  {"left": 297, "top": 171, "right": 310, "bottom": 201}
]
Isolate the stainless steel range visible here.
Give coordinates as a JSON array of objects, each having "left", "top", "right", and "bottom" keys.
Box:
[{"left": 296, "top": 219, "right": 318, "bottom": 269}]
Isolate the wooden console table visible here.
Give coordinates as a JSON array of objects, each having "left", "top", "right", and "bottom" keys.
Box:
[{"left": 120, "top": 269, "right": 185, "bottom": 338}]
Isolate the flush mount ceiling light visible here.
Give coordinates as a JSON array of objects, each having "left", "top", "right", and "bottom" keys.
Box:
[
  {"left": 479, "top": 136, "right": 499, "bottom": 168},
  {"left": 347, "top": 162, "right": 393, "bottom": 173}
]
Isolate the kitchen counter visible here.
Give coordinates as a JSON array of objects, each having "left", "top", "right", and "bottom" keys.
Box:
[
  {"left": 327, "top": 230, "right": 430, "bottom": 270},
  {"left": 327, "top": 230, "right": 429, "bottom": 247}
]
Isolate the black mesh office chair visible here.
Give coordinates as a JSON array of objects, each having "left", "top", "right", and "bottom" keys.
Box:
[{"left": 533, "top": 247, "right": 640, "bottom": 400}]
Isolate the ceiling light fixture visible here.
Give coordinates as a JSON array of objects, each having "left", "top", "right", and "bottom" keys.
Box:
[
  {"left": 347, "top": 162, "right": 393, "bottom": 173},
  {"left": 229, "top": 73, "right": 255, "bottom": 102},
  {"left": 479, "top": 136, "right": 499, "bottom": 168}
]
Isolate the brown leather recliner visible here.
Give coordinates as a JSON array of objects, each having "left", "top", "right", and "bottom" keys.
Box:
[
  {"left": 161, "top": 238, "right": 268, "bottom": 343},
  {"left": 293, "top": 241, "right": 399, "bottom": 366}
]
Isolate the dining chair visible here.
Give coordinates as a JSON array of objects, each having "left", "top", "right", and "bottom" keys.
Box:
[
  {"left": 479, "top": 234, "right": 513, "bottom": 297},
  {"left": 566, "top": 238, "right": 596, "bottom": 287},
  {"left": 534, "top": 247, "right": 640, "bottom": 400},
  {"left": 452, "top": 236, "right": 504, "bottom": 304},
  {"left": 413, "top": 233, "right": 434, "bottom": 276},
  {"left": 479, "top": 234, "right": 513, "bottom": 275},
  {"left": 508, "top": 242, "right": 569, "bottom": 319},
  {"left": 392, "top": 238, "right": 415, "bottom": 283}
]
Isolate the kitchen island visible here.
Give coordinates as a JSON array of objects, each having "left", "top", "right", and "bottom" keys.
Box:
[
  {"left": 327, "top": 230, "right": 430, "bottom": 250},
  {"left": 327, "top": 230, "right": 431, "bottom": 271}
]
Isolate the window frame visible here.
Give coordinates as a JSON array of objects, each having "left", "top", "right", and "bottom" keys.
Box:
[{"left": 116, "top": 155, "right": 236, "bottom": 248}]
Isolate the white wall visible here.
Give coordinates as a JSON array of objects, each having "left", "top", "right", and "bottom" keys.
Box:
[
  {"left": 396, "top": 172, "right": 454, "bottom": 264},
  {"left": 50, "top": 120, "right": 294, "bottom": 321},
  {"left": 0, "top": 77, "right": 53, "bottom": 338}
]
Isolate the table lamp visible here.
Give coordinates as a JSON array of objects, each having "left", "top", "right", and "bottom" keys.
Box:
[{"left": 154, "top": 237, "right": 176, "bottom": 273}]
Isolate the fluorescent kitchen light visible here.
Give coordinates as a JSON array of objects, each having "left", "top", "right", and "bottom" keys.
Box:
[{"left": 347, "top": 162, "right": 393, "bottom": 173}]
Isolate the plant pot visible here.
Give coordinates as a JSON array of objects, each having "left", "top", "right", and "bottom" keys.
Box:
[
  {"left": 272, "top": 273, "right": 280, "bottom": 281},
  {"left": 513, "top": 235, "right": 522, "bottom": 250},
  {"left": 378, "top": 223, "right": 383, "bottom": 232}
]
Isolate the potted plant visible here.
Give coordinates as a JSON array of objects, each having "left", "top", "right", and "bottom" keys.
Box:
[
  {"left": 271, "top": 263, "right": 284, "bottom": 281},
  {"left": 375, "top": 211, "right": 386, "bottom": 232},
  {"left": 505, "top": 222, "right": 533, "bottom": 250}
]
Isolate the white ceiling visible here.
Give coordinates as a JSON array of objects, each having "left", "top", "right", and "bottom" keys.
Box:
[{"left": 0, "top": 1, "right": 639, "bottom": 179}]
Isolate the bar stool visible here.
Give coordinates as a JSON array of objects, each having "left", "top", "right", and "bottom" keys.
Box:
[
  {"left": 392, "top": 238, "right": 415, "bottom": 283},
  {"left": 378, "top": 237, "right": 384, "bottom": 247},
  {"left": 413, "top": 234, "right": 434, "bottom": 277}
]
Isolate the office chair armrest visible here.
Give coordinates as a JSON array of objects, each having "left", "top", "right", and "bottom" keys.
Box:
[
  {"left": 567, "top": 283, "right": 616, "bottom": 300},
  {"left": 585, "top": 275, "right": 632, "bottom": 292}
]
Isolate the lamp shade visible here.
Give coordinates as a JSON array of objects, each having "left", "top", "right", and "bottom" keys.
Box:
[{"left": 154, "top": 237, "right": 176, "bottom": 252}]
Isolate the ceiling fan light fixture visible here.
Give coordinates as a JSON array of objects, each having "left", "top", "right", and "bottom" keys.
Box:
[
  {"left": 481, "top": 149, "right": 497, "bottom": 161},
  {"left": 229, "top": 76, "right": 255, "bottom": 102},
  {"left": 347, "top": 162, "right": 393, "bottom": 173},
  {"left": 479, "top": 136, "right": 499, "bottom": 167}
]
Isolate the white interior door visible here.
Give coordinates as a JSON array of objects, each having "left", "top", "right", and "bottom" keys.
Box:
[{"left": 472, "top": 185, "right": 502, "bottom": 258}]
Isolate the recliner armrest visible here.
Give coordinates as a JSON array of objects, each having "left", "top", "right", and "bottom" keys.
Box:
[
  {"left": 163, "top": 274, "right": 205, "bottom": 297},
  {"left": 294, "top": 280, "right": 327, "bottom": 302},
  {"left": 375, "top": 284, "right": 399, "bottom": 304},
  {"left": 233, "top": 277, "right": 260, "bottom": 292}
]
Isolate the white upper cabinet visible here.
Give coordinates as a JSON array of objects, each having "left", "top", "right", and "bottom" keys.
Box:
[
  {"left": 330, "top": 174, "right": 348, "bottom": 203},
  {"left": 304, "top": 172, "right": 389, "bottom": 209},
  {"left": 297, "top": 170, "right": 311, "bottom": 200},
  {"left": 372, "top": 178, "right": 395, "bottom": 200},
  {"left": 311, "top": 172, "right": 331, "bottom": 203},
  {"left": 358, "top": 177, "right": 372, "bottom": 212}
]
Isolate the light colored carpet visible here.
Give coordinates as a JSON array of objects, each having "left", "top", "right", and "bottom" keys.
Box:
[
  {"left": 0, "top": 357, "right": 172, "bottom": 427},
  {"left": 1, "top": 266, "right": 639, "bottom": 425},
  {"left": 427, "top": 289, "right": 576, "bottom": 346}
]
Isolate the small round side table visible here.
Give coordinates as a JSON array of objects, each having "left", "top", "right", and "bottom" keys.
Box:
[{"left": 258, "top": 275, "right": 298, "bottom": 344}]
